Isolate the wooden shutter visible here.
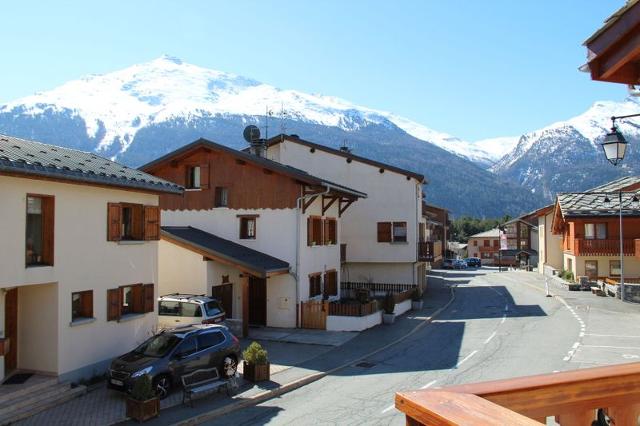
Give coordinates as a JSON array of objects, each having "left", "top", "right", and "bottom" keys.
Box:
[
  {"left": 377, "top": 222, "right": 392, "bottom": 242},
  {"left": 307, "top": 217, "right": 313, "bottom": 246},
  {"left": 324, "top": 270, "right": 337, "bottom": 298},
  {"left": 329, "top": 219, "right": 337, "bottom": 244},
  {"left": 107, "top": 203, "right": 122, "bottom": 241},
  {"left": 312, "top": 217, "right": 322, "bottom": 245},
  {"left": 131, "top": 204, "right": 144, "bottom": 240},
  {"left": 144, "top": 206, "right": 160, "bottom": 241},
  {"left": 214, "top": 187, "right": 222, "bottom": 207},
  {"left": 240, "top": 217, "right": 248, "bottom": 239},
  {"left": 143, "top": 283, "right": 155, "bottom": 313},
  {"left": 323, "top": 219, "right": 330, "bottom": 245},
  {"left": 107, "top": 288, "right": 121, "bottom": 321},
  {"left": 200, "top": 164, "right": 210, "bottom": 189},
  {"left": 131, "top": 284, "right": 144, "bottom": 313},
  {"left": 81, "top": 291, "right": 93, "bottom": 318},
  {"left": 41, "top": 196, "right": 55, "bottom": 265}
]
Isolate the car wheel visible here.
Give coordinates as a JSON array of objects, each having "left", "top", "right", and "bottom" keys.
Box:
[
  {"left": 153, "top": 374, "right": 171, "bottom": 399},
  {"left": 220, "top": 355, "right": 238, "bottom": 379}
]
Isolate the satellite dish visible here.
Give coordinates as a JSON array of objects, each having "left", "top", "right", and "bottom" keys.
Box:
[{"left": 243, "top": 125, "right": 261, "bottom": 143}]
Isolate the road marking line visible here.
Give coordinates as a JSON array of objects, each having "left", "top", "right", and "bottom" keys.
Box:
[
  {"left": 456, "top": 350, "right": 478, "bottom": 368},
  {"left": 580, "top": 345, "right": 640, "bottom": 350},
  {"left": 500, "top": 316, "right": 506, "bottom": 324},
  {"left": 579, "top": 332, "right": 585, "bottom": 337},
  {"left": 484, "top": 331, "right": 497, "bottom": 344},
  {"left": 584, "top": 333, "right": 640, "bottom": 338},
  {"left": 420, "top": 380, "right": 438, "bottom": 389},
  {"left": 572, "top": 342, "right": 580, "bottom": 349},
  {"left": 563, "top": 356, "right": 570, "bottom": 361}
]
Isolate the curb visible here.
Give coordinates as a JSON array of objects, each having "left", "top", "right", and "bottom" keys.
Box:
[{"left": 173, "top": 276, "right": 457, "bottom": 426}]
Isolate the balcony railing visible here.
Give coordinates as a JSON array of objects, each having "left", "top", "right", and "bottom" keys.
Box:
[
  {"left": 478, "top": 246, "right": 499, "bottom": 253},
  {"left": 396, "top": 362, "right": 640, "bottom": 425},
  {"left": 418, "top": 241, "right": 434, "bottom": 261},
  {"left": 574, "top": 238, "right": 635, "bottom": 256}
]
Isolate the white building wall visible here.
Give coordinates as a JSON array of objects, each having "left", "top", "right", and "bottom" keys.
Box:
[
  {"left": 539, "top": 212, "right": 563, "bottom": 273},
  {"left": 0, "top": 175, "right": 159, "bottom": 381},
  {"left": 159, "top": 239, "right": 208, "bottom": 296}
]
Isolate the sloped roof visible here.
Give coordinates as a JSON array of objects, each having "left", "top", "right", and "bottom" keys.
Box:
[
  {"left": 161, "top": 226, "right": 290, "bottom": 278},
  {"left": 586, "top": 176, "right": 640, "bottom": 193},
  {"left": 469, "top": 228, "right": 500, "bottom": 238},
  {"left": 0, "top": 134, "right": 182, "bottom": 194},
  {"left": 557, "top": 191, "right": 640, "bottom": 217},
  {"left": 265, "top": 134, "right": 426, "bottom": 183},
  {"left": 141, "top": 138, "right": 367, "bottom": 199}
]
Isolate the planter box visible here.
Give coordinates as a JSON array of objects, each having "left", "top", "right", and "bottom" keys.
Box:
[
  {"left": 126, "top": 397, "right": 159, "bottom": 423},
  {"left": 382, "top": 313, "right": 395, "bottom": 324},
  {"left": 412, "top": 300, "right": 424, "bottom": 310},
  {"left": 243, "top": 361, "right": 270, "bottom": 382}
]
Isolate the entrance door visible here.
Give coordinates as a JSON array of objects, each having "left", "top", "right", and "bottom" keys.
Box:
[
  {"left": 211, "top": 284, "right": 233, "bottom": 318},
  {"left": 248, "top": 277, "right": 266, "bottom": 326},
  {"left": 585, "top": 260, "right": 598, "bottom": 281},
  {"left": 5, "top": 288, "right": 17, "bottom": 373}
]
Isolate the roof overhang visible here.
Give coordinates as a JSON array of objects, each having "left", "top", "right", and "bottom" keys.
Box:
[{"left": 584, "top": 0, "right": 640, "bottom": 84}]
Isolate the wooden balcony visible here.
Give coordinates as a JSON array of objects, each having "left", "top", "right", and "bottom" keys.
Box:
[
  {"left": 478, "top": 246, "right": 499, "bottom": 253},
  {"left": 418, "top": 242, "right": 434, "bottom": 262},
  {"left": 574, "top": 238, "right": 635, "bottom": 256},
  {"left": 396, "top": 362, "right": 640, "bottom": 425}
]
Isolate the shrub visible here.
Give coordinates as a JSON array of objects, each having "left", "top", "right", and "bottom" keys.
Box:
[
  {"left": 412, "top": 286, "right": 423, "bottom": 301},
  {"left": 382, "top": 292, "right": 396, "bottom": 315},
  {"left": 130, "top": 374, "right": 155, "bottom": 402},
  {"left": 243, "top": 341, "right": 268, "bottom": 365},
  {"left": 355, "top": 288, "right": 370, "bottom": 304}
]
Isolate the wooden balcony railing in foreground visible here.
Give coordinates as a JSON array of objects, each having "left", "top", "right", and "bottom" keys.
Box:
[{"left": 395, "top": 362, "right": 640, "bottom": 425}]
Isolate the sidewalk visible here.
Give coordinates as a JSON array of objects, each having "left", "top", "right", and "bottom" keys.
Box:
[{"left": 126, "top": 275, "right": 453, "bottom": 426}]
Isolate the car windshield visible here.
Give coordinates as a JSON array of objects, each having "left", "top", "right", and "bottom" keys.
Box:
[
  {"left": 204, "top": 300, "right": 224, "bottom": 316},
  {"left": 134, "top": 334, "right": 181, "bottom": 357}
]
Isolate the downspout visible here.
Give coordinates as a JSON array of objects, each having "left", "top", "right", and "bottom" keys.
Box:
[
  {"left": 413, "top": 182, "right": 420, "bottom": 286},
  {"left": 294, "top": 184, "right": 331, "bottom": 328}
]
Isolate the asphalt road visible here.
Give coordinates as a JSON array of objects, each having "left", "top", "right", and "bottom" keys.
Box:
[{"left": 204, "top": 269, "right": 640, "bottom": 425}]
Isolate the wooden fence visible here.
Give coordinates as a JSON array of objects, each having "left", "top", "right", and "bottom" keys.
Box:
[
  {"left": 329, "top": 300, "right": 379, "bottom": 317},
  {"left": 301, "top": 300, "right": 328, "bottom": 329},
  {"left": 341, "top": 281, "right": 417, "bottom": 293},
  {"left": 393, "top": 288, "right": 415, "bottom": 304}
]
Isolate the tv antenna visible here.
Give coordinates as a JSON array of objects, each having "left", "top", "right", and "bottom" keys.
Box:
[
  {"left": 279, "top": 103, "right": 289, "bottom": 134},
  {"left": 264, "top": 106, "right": 274, "bottom": 140}
]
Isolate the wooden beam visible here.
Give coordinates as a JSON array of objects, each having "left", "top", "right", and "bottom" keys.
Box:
[
  {"left": 322, "top": 195, "right": 338, "bottom": 215},
  {"left": 339, "top": 198, "right": 355, "bottom": 217},
  {"left": 241, "top": 275, "right": 249, "bottom": 338},
  {"left": 302, "top": 196, "right": 317, "bottom": 214}
]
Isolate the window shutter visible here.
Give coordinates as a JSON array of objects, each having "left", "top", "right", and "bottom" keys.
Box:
[
  {"left": 107, "top": 203, "right": 122, "bottom": 241},
  {"left": 131, "top": 284, "right": 144, "bottom": 313},
  {"left": 143, "top": 206, "right": 160, "bottom": 240},
  {"left": 377, "top": 222, "right": 391, "bottom": 242},
  {"left": 200, "top": 164, "right": 210, "bottom": 189},
  {"left": 214, "top": 187, "right": 222, "bottom": 207},
  {"left": 329, "top": 219, "right": 337, "bottom": 244},
  {"left": 307, "top": 217, "right": 313, "bottom": 246},
  {"left": 42, "top": 196, "right": 55, "bottom": 265},
  {"left": 313, "top": 217, "right": 322, "bottom": 245},
  {"left": 324, "top": 270, "right": 337, "bottom": 298},
  {"left": 240, "top": 218, "right": 247, "bottom": 239},
  {"left": 107, "top": 288, "right": 120, "bottom": 321},
  {"left": 323, "top": 219, "right": 330, "bottom": 245},
  {"left": 143, "top": 283, "right": 155, "bottom": 313},
  {"left": 81, "top": 291, "right": 93, "bottom": 318}
]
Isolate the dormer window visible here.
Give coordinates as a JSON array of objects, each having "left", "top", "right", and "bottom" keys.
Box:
[{"left": 186, "top": 166, "right": 201, "bottom": 189}]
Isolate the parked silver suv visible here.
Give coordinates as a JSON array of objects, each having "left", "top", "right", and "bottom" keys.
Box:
[{"left": 158, "top": 294, "right": 225, "bottom": 329}]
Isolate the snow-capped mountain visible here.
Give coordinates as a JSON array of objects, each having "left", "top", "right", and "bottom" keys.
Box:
[
  {"left": 0, "top": 55, "right": 546, "bottom": 217},
  {"left": 492, "top": 98, "right": 640, "bottom": 200},
  {"left": 0, "top": 55, "right": 498, "bottom": 164}
]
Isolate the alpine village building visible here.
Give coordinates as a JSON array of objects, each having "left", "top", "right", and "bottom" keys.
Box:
[
  {"left": 0, "top": 134, "right": 182, "bottom": 383},
  {"left": 140, "top": 138, "right": 366, "bottom": 336}
]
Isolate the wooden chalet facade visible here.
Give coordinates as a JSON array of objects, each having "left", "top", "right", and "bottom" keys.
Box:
[
  {"left": 422, "top": 203, "right": 448, "bottom": 267},
  {"left": 141, "top": 138, "right": 366, "bottom": 334}
]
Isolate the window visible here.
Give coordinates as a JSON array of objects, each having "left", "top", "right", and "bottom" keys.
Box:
[
  {"left": 377, "top": 221, "right": 407, "bottom": 243},
  {"left": 309, "top": 274, "right": 322, "bottom": 298},
  {"left": 324, "top": 218, "right": 337, "bottom": 245},
  {"left": 239, "top": 216, "right": 257, "bottom": 239},
  {"left": 72, "top": 290, "right": 93, "bottom": 322},
  {"left": 181, "top": 302, "right": 203, "bottom": 317},
  {"left": 473, "top": 240, "right": 478, "bottom": 247},
  {"left": 107, "top": 203, "right": 160, "bottom": 242},
  {"left": 107, "top": 283, "right": 154, "bottom": 321},
  {"left": 204, "top": 301, "right": 224, "bottom": 316},
  {"left": 186, "top": 166, "right": 201, "bottom": 189},
  {"left": 175, "top": 336, "right": 197, "bottom": 358},
  {"left": 585, "top": 260, "right": 598, "bottom": 280},
  {"left": 215, "top": 187, "right": 228, "bottom": 207},
  {"left": 197, "top": 331, "right": 225, "bottom": 350},
  {"left": 26, "top": 195, "right": 54, "bottom": 266},
  {"left": 308, "top": 216, "right": 323, "bottom": 245},
  {"left": 324, "top": 270, "right": 338, "bottom": 298},
  {"left": 159, "top": 300, "right": 180, "bottom": 316},
  {"left": 585, "top": 223, "right": 607, "bottom": 240},
  {"left": 493, "top": 240, "right": 499, "bottom": 248},
  {"left": 484, "top": 240, "right": 490, "bottom": 247},
  {"left": 610, "top": 260, "right": 621, "bottom": 276}
]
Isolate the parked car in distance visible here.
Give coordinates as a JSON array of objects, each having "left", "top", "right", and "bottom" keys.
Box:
[
  {"left": 465, "top": 257, "right": 481, "bottom": 268},
  {"left": 108, "top": 324, "right": 241, "bottom": 398},
  {"left": 453, "top": 259, "right": 467, "bottom": 269},
  {"left": 442, "top": 259, "right": 455, "bottom": 269},
  {"left": 158, "top": 294, "right": 225, "bottom": 329}
]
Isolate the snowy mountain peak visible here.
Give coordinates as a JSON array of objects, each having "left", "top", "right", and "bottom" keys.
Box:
[{"left": 0, "top": 57, "right": 497, "bottom": 163}]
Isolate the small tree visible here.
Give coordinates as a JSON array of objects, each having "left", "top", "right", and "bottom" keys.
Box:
[
  {"left": 243, "top": 341, "right": 268, "bottom": 365},
  {"left": 383, "top": 292, "right": 396, "bottom": 315},
  {"left": 130, "top": 374, "right": 156, "bottom": 402},
  {"left": 412, "top": 286, "right": 423, "bottom": 301}
]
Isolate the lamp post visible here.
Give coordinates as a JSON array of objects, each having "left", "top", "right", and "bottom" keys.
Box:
[{"left": 600, "top": 113, "right": 640, "bottom": 301}]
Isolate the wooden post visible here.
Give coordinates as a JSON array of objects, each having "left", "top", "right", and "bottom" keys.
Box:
[
  {"left": 607, "top": 403, "right": 640, "bottom": 425},
  {"left": 556, "top": 409, "right": 595, "bottom": 426},
  {"left": 241, "top": 275, "right": 249, "bottom": 338}
]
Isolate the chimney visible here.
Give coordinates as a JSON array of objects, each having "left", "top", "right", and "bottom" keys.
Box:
[{"left": 250, "top": 139, "right": 266, "bottom": 157}]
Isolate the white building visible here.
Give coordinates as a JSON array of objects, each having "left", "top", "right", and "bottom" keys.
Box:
[
  {"left": 141, "top": 138, "right": 366, "bottom": 334},
  {"left": 0, "top": 134, "right": 182, "bottom": 382},
  {"left": 263, "top": 134, "right": 427, "bottom": 288}
]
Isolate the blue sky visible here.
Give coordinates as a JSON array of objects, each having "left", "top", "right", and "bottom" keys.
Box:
[{"left": 0, "top": 0, "right": 626, "bottom": 141}]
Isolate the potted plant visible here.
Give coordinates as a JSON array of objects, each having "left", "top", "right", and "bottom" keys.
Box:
[
  {"left": 411, "top": 286, "right": 424, "bottom": 310},
  {"left": 126, "top": 374, "right": 159, "bottom": 422},
  {"left": 243, "top": 341, "right": 270, "bottom": 382},
  {"left": 382, "top": 292, "right": 396, "bottom": 324}
]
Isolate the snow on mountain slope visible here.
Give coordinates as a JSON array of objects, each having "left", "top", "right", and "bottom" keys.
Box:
[{"left": 0, "top": 55, "right": 495, "bottom": 162}]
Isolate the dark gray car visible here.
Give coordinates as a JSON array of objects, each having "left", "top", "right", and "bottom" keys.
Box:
[{"left": 108, "top": 324, "right": 241, "bottom": 398}]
